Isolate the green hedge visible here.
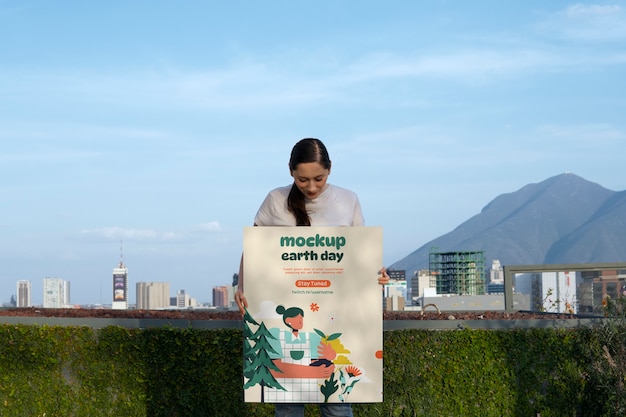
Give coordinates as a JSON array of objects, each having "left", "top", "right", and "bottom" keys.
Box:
[{"left": 0, "top": 324, "right": 624, "bottom": 416}]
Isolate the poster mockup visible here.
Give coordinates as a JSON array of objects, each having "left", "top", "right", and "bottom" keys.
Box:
[{"left": 243, "top": 226, "right": 383, "bottom": 404}]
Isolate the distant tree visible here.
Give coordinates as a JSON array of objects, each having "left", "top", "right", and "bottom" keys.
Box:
[{"left": 232, "top": 273, "right": 239, "bottom": 287}]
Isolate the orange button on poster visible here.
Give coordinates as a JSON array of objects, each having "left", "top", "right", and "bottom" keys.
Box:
[{"left": 295, "top": 280, "right": 331, "bottom": 288}]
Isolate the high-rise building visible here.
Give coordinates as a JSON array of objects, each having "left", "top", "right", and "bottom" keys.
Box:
[
  {"left": 429, "top": 248, "right": 486, "bottom": 296},
  {"left": 212, "top": 286, "right": 229, "bottom": 307},
  {"left": 411, "top": 269, "right": 433, "bottom": 301},
  {"left": 488, "top": 259, "right": 505, "bottom": 294},
  {"left": 136, "top": 282, "right": 170, "bottom": 310},
  {"left": 176, "top": 289, "right": 197, "bottom": 308},
  {"left": 387, "top": 269, "right": 408, "bottom": 304},
  {"left": 43, "top": 277, "right": 70, "bottom": 308},
  {"left": 516, "top": 271, "right": 578, "bottom": 314},
  {"left": 388, "top": 269, "right": 406, "bottom": 280},
  {"left": 17, "top": 280, "right": 31, "bottom": 307},
  {"left": 490, "top": 260, "right": 504, "bottom": 284},
  {"left": 112, "top": 261, "right": 128, "bottom": 310},
  {"left": 383, "top": 279, "right": 407, "bottom": 311}
]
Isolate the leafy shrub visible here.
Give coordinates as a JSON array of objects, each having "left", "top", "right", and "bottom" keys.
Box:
[{"left": 0, "top": 322, "right": 624, "bottom": 416}]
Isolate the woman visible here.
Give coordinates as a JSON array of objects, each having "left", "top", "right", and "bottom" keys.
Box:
[{"left": 235, "top": 138, "right": 389, "bottom": 417}]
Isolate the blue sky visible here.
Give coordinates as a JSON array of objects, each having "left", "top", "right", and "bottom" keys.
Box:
[{"left": 1, "top": 1, "right": 625, "bottom": 305}]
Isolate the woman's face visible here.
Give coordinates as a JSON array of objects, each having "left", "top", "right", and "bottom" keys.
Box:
[
  {"left": 285, "top": 314, "right": 304, "bottom": 330},
  {"left": 291, "top": 161, "right": 331, "bottom": 200}
]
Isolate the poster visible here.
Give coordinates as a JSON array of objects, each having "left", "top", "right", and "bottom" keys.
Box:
[{"left": 243, "top": 226, "right": 383, "bottom": 404}]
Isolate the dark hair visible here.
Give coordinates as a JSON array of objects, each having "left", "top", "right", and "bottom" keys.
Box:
[
  {"left": 287, "top": 138, "right": 331, "bottom": 226},
  {"left": 276, "top": 305, "right": 304, "bottom": 329}
]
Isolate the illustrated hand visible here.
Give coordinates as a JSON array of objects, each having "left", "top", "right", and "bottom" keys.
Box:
[
  {"left": 378, "top": 267, "right": 390, "bottom": 286},
  {"left": 235, "top": 288, "right": 247, "bottom": 314},
  {"left": 317, "top": 341, "right": 337, "bottom": 360},
  {"left": 317, "top": 363, "right": 335, "bottom": 379}
]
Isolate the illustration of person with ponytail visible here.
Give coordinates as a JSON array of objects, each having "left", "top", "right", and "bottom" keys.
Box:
[{"left": 264, "top": 304, "right": 337, "bottom": 402}]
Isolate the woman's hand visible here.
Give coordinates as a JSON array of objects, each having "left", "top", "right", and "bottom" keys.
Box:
[
  {"left": 378, "top": 267, "right": 390, "bottom": 285},
  {"left": 235, "top": 288, "right": 248, "bottom": 314}
]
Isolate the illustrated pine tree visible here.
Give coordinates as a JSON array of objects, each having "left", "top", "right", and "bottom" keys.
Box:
[
  {"left": 243, "top": 307, "right": 260, "bottom": 380},
  {"left": 242, "top": 308, "right": 285, "bottom": 402}
]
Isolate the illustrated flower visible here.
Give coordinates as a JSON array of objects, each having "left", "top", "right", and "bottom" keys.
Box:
[
  {"left": 345, "top": 366, "right": 362, "bottom": 378},
  {"left": 338, "top": 365, "right": 362, "bottom": 402},
  {"left": 310, "top": 303, "right": 319, "bottom": 312}
]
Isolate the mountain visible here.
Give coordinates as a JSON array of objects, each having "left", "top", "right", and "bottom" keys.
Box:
[
  {"left": 389, "top": 173, "right": 625, "bottom": 274},
  {"left": 544, "top": 190, "right": 626, "bottom": 263}
]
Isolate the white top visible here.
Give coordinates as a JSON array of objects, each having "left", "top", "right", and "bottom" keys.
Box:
[{"left": 254, "top": 184, "right": 364, "bottom": 227}]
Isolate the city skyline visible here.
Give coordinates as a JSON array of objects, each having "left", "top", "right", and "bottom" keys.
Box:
[
  {"left": 1, "top": 2, "right": 625, "bottom": 304},
  {"left": 9, "top": 274, "right": 229, "bottom": 308}
]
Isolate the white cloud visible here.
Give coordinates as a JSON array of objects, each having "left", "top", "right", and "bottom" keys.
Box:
[
  {"left": 346, "top": 48, "right": 550, "bottom": 83},
  {"left": 538, "top": 123, "right": 626, "bottom": 144},
  {"left": 80, "top": 226, "right": 184, "bottom": 241},
  {"left": 198, "top": 222, "right": 222, "bottom": 232},
  {"left": 0, "top": 149, "right": 101, "bottom": 163},
  {"left": 563, "top": 4, "right": 622, "bottom": 18},
  {"left": 1, "top": 38, "right": 621, "bottom": 119},
  {"left": 541, "top": 4, "right": 626, "bottom": 41},
  {"left": 79, "top": 223, "right": 225, "bottom": 244}
]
